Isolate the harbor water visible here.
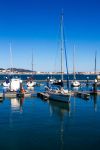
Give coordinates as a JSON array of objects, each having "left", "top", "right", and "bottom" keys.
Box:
[
  {"left": 0, "top": 74, "right": 98, "bottom": 81},
  {"left": 0, "top": 75, "right": 100, "bottom": 150}
]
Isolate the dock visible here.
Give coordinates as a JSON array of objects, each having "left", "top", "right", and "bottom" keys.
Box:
[
  {"left": 1, "top": 89, "right": 100, "bottom": 101},
  {"left": 0, "top": 91, "right": 32, "bottom": 98},
  {"left": 89, "top": 90, "right": 100, "bottom": 95},
  {"left": 74, "top": 91, "right": 90, "bottom": 100},
  {"left": 37, "top": 91, "right": 90, "bottom": 101},
  {"left": 0, "top": 93, "right": 3, "bottom": 101},
  {"left": 37, "top": 92, "right": 50, "bottom": 100}
]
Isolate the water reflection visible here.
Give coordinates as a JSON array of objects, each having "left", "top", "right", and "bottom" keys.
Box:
[
  {"left": 48, "top": 101, "right": 70, "bottom": 150},
  {"left": 11, "top": 97, "right": 24, "bottom": 112},
  {"left": 0, "top": 99, "right": 3, "bottom": 103},
  {"left": 73, "top": 96, "right": 76, "bottom": 112},
  {"left": 49, "top": 100, "right": 70, "bottom": 118},
  {"left": 71, "top": 86, "right": 79, "bottom": 91},
  {"left": 91, "top": 94, "right": 97, "bottom": 112},
  {"left": 27, "top": 86, "right": 34, "bottom": 91}
]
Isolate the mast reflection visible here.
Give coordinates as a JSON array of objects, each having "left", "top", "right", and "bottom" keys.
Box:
[
  {"left": 92, "top": 94, "right": 97, "bottom": 112},
  {"left": 49, "top": 100, "right": 70, "bottom": 118},
  {"left": 48, "top": 100, "right": 70, "bottom": 150}
]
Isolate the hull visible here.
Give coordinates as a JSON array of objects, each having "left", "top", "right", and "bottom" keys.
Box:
[
  {"left": 71, "top": 81, "right": 80, "bottom": 87},
  {"left": 3, "top": 91, "right": 31, "bottom": 98},
  {"left": 53, "top": 81, "right": 63, "bottom": 86},
  {"left": 48, "top": 92, "right": 70, "bottom": 103},
  {"left": 27, "top": 81, "right": 36, "bottom": 87},
  {"left": 3, "top": 82, "right": 10, "bottom": 87},
  {"left": 10, "top": 78, "right": 22, "bottom": 92},
  {"left": 97, "top": 82, "right": 100, "bottom": 86}
]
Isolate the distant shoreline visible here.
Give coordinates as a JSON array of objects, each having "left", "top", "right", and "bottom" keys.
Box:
[
  {"left": 0, "top": 79, "right": 95, "bottom": 82},
  {"left": 0, "top": 73, "right": 98, "bottom": 82},
  {"left": 0, "top": 73, "right": 99, "bottom": 75}
]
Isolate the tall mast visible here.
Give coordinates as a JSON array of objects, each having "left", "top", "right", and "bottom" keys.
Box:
[
  {"left": 63, "top": 12, "right": 69, "bottom": 89},
  {"left": 60, "top": 11, "right": 64, "bottom": 81},
  {"left": 94, "top": 50, "right": 97, "bottom": 74},
  {"left": 32, "top": 50, "right": 33, "bottom": 77},
  {"left": 10, "top": 43, "right": 13, "bottom": 73},
  {"left": 73, "top": 45, "right": 76, "bottom": 80}
]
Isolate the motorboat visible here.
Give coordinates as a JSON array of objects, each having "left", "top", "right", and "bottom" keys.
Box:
[{"left": 10, "top": 78, "right": 22, "bottom": 92}]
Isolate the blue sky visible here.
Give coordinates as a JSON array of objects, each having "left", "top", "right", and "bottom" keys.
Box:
[{"left": 0, "top": 0, "right": 100, "bottom": 72}]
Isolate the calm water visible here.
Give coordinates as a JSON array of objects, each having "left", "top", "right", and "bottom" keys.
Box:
[
  {"left": 0, "top": 74, "right": 98, "bottom": 81},
  {"left": 0, "top": 82, "right": 100, "bottom": 150}
]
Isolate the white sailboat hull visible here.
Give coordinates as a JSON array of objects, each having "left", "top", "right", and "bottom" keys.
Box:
[
  {"left": 27, "top": 81, "right": 36, "bottom": 87},
  {"left": 48, "top": 92, "right": 70, "bottom": 103},
  {"left": 71, "top": 81, "right": 80, "bottom": 87},
  {"left": 45, "top": 13, "right": 70, "bottom": 103},
  {"left": 3, "top": 82, "right": 10, "bottom": 87}
]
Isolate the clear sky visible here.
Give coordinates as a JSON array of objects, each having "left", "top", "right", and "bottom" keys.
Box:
[{"left": 0, "top": 0, "right": 100, "bottom": 72}]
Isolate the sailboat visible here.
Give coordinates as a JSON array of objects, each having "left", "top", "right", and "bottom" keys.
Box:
[
  {"left": 3, "top": 43, "right": 12, "bottom": 88},
  {"left": 27, "top": 51, "right": 36, "bottom": 87},
  {"left": 3, "top": 76, "right": 10, "bottom": 88},
  {"left": 45, "top": 12, "right": 71, "bottom": 103},
  {"left": 94, "top": 50, "right": 100, "bottom": 86},
  {"left": 3, "top": 43, "right": 22, "bottom": 91},
  {"left": 71, "top": 45, "right": 80, "bottom": 87}
]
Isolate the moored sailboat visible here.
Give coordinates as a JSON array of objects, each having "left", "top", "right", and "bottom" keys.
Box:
[
  {"left": 71, "top": 45, "right": 80, "bottom": 87},
  {"left": 3, "top": 76, "right": 10, "bottom": 88},
  {"left": 27, "top": 51, "right": 36, "bottom": 87},
  {"left": 45, "top": 12, "right": 71, "bottom": 103},
  {"left": 2, "top": 43, "right": 12, "bottom": 88},
  {"left": 3, "top": 43, "right": 23, "bottom": 92},
  {"left": 94, "top": 50, "right": 100, "bottom": 86}
]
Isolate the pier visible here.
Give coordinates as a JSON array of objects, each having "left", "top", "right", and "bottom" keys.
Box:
[
  {"left": 37, "top": 92, "right": 50, "bottom": 100},
  {"left": 0, "top": 91, "right": 32, "bottom": 98},
  {"left": 37, "top": 91, "right": 91, "bottom": 101},
  {"left": 74, "top": 91, "right": 90, "bottom": 100}
]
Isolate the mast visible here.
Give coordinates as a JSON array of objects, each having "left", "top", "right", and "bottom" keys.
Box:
[
  {"left": 62, "top": 11, "right": 69, "bottom": 89},
  {"left": 60, "top": 11, "right": 64, "bottom": 81},
  {"left": 94, "top": 50, "right": 97, "bottom": 74},
  {"left": 10, "top": 43, "right": 13, "bottom": 73},
  {"left": 32, "top": 50, "right": 33, "bottom": 77},
  {"left": 73, "top": 45, "right": 76, "bottom": 80}
]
